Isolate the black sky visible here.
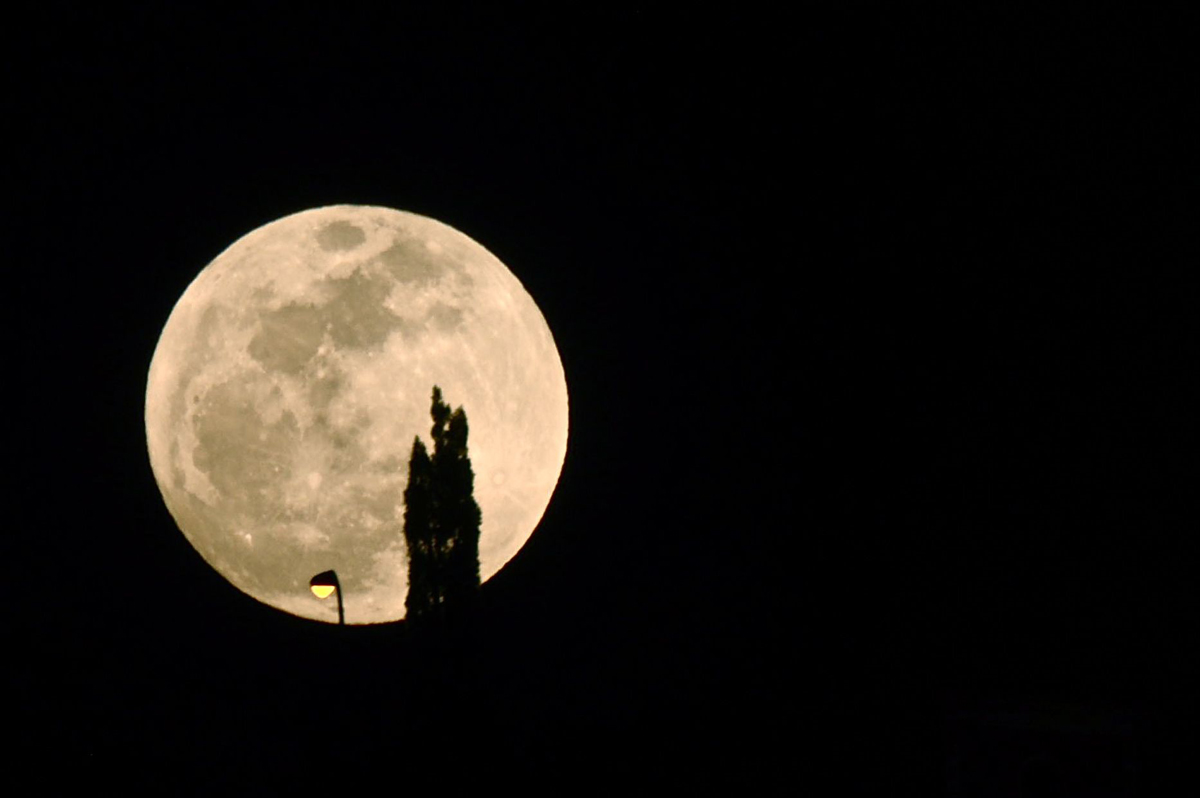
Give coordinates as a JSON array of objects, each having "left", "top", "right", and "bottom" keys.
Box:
[{"left": 12, "top": 6, "right": 1192, "bottom": 792}]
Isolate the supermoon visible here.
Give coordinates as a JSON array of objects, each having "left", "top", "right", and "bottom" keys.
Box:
[{"left": 145, "top": 206, "right": 568, "bottom": 623}]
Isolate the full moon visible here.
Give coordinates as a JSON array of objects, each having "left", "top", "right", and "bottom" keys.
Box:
[{"left": 145, "top": 206, "right": 568, "bottom": 623}]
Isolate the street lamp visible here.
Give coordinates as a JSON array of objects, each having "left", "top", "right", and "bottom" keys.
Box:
[{"left": 309, "top": 570, "right": 344, "bottom": 625}]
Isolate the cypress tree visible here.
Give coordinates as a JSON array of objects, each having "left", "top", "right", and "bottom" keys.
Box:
[
  {"left": 438, "top": 406, "right": 482, "bottom": 614},
  {"left": 403, "top": 386, "right": 482, "bottom": 624},
  {"left": 403, "top": 437, "right": 437, "bottom": 621}
]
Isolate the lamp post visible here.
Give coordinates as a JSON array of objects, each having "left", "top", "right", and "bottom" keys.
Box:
[{"left": 310, "top": 570, "right": 344, "bottom": 625}]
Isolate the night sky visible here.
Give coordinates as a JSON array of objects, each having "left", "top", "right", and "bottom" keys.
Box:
[{"left": 13, "top": 7, "right": 1191, "bottom": 793}]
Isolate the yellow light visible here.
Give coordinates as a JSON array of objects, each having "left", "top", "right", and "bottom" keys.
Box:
[{"left": 311, "top": 584, "right": 336, "bottom": 599}]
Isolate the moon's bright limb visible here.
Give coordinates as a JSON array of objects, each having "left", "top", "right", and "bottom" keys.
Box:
[{"left": 145, "top": 206, "right": 568, "bottom": 623}]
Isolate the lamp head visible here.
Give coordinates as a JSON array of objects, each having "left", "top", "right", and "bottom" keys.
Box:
[{"left": 310, "top": 570, "right": 339, "bottom": 599}]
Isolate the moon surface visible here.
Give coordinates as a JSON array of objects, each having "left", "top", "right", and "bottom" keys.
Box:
[{"left": 145, "top": 206, "right": 568, "bottom": 623}]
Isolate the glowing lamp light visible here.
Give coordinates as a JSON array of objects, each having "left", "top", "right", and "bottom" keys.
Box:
[{"left": 309, "top": 570, "right": 345, "bottom": 625}]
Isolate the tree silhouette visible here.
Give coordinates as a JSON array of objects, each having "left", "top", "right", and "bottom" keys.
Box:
[
  {"left": 404, "top": 386, "right": 482, "bottom": 624},
  {"left": 403, "top": 437, "right": 437, "bottom": 618}
]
